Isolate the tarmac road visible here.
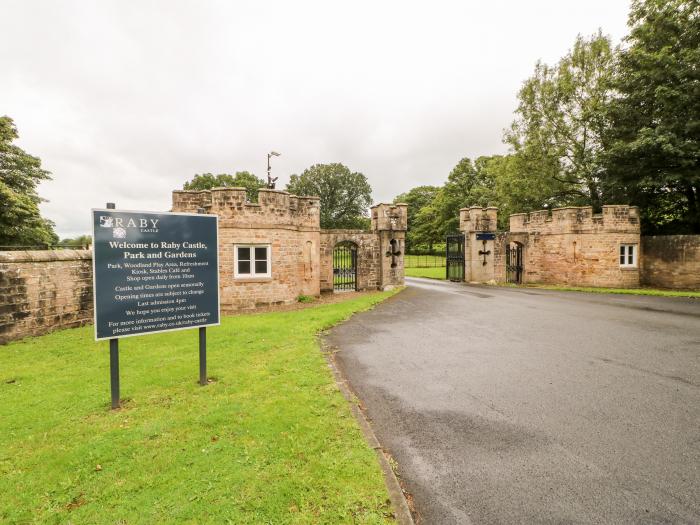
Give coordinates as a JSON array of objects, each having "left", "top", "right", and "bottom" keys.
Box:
[{"left": 328, "top": 278, "right": 700, "bottom": 524}]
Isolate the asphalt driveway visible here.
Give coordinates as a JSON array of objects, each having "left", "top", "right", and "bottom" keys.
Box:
[{"left": 328, "top": 278, "right": 700, "bottom": 524}]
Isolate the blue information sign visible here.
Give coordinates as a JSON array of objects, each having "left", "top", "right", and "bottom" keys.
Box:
[
  {"left": 476, "top": 232, "right": 496, "bottom": 241},
  {"left": 91, "top": 209, "right": 219, "bottom": 341}
]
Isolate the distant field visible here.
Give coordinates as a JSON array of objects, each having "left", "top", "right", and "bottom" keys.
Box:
[
  {"left": 404, "top": 254, "right": 446, "bottom": 268},
  {"left": 405, "top": 267, "right": 446, "bottom": 279}
]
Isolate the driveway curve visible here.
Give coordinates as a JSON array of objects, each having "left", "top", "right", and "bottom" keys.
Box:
[{"left": 328, "top": 277, "right": 700, "bottom": 524}]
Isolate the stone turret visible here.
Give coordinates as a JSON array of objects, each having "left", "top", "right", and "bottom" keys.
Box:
[
  {"left": 172, "top": 188, "right": 320, "bottom": 230},
  {"left": 509, "top": 205, "right": 640, "bottom": 234},
  {"left": 460, "top": 206, "right": 498, "bottom": 233}
]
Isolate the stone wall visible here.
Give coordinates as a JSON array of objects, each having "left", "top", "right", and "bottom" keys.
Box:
[
  {"left": 172, "top": 188, "right": 321, "bottom": 312},
  {"left": 507, "top": 206, "right": 641, "bottom": 287},
  {"left": 0, "top": 250, "right": 93, "bottom": 344},
  {"left": 641, "top": 235, "right": 700, "bottom": 290},
  {"left": 319, "top": 203, "right": 408, "bottom": 292}
]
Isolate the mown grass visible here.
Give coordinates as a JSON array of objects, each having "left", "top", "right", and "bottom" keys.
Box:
[
  {"left": 405, "top": 267, "right": 446, "bottom": 279},
  {"left": 516, "top": 283, "right": 700, "bottom": 298},
  {"left": 0, "top": 291, "right": 401, "bottom": 524},
  {"left": 403, "top": 254, "right": 445, "bottom": 269}
]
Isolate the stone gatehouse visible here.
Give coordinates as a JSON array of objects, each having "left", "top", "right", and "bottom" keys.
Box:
[
  {"left": 0, "top": 188, "right": 407, "bottom": 343},
  {"left": 458, "top": 205, "right": 642, "bottom": 287}
]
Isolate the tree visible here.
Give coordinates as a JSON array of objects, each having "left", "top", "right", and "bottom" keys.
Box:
[
  {"left": 60, "top": 234, "right": 92, "bottom": 248},
  {"left": 183, "top": 172, "right": 266, "bottom": 201},
  {"left": 424, "top": 157, "right": 498, "bottom": 238},
  {"left": 0, "top": 116, "right": 57, "bottom": 246},
  {"left": 507, "top": 32, "right": 616, "bottom": 210},
  {"left": 393, "top": 185, "right": 440, "bottom": 250},
  {"left": 286, "top": 163, "right": 373, "bottom": 229},
  {"left": 604, "top": 0, "right": 700, "bottom": 233}
]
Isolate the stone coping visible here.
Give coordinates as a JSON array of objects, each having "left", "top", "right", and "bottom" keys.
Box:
[{"left": 0, "top": 249, "right": 92, "bottom": 263}]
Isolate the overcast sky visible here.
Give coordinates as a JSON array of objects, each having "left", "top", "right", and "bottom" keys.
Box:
[{"left": 2, "top": 0, "right": 632, "bottom": 237}]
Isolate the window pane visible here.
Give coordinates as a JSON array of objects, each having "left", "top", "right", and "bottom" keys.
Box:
[
  {"left": 238, "top": 260, "right": 251, "bottom": 274},
  {"left": 254, "top": 247, "right": 267, "bottom": 261},
  {"left": 255, "top": 260, "right": 267, "bottom": 274},
  {"left": 628, "top": 245, "right": 634, "bottom": 264},
  {"left": 620, "top": 254, "right": 625, "bottom": 264},
  {"left": 620, "top": 245, "right": 625, "bottom": 257},
  {"left": 238, "top": 247, "right": 250, "bottom": 261}
]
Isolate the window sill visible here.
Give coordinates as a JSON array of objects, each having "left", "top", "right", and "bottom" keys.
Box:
[
  {"left": 234, "top": 277, "right": 273, "bottom": 282},
  {"left": 619, "top": 266, "right": 638, "bottom": 271}
]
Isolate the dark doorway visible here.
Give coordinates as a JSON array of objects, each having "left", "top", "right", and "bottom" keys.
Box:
[
  {"left": 445, "top": 233, "right": 465, "bottom": 282},
  {"left": 333, "top": 242, "right": 357, "bottom": 291},
  {"left": 506, "top": 242, "right": 524, "bottom": 284}
]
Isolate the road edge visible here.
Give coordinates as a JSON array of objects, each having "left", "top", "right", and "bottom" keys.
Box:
[{"left": 320, "top": 336, "right": 415, "bottom": 525}]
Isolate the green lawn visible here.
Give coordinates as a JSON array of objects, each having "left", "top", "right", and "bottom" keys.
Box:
[
  {"left": 0, "top": 291, "right": 400, "bottom": 524},
  {"left": 518, "top": 284, "right": 700, "bottom": 298},
  {"left": 404, "top": 254, "right": 445, "bottom": 268},
  {"left": 405, "top": 267, "right": 446, "bottom": 279}
]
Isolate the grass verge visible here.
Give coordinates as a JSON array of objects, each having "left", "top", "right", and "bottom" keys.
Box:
[
  {"left": 0, "top": 290, "right": 401, "bottom": 524},
  {"left": 405, "top": 267, "right": 446, "bottom": 280},
  {"left": 510, "top": 283, "right": 700, "bottom": 298}
]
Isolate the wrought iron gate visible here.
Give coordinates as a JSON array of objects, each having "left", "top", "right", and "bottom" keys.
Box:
[
  {"left": 445, "top": 233, "right": 465, "bottom": 282},
  {"left": 333, "top": 242, "right": 357, "bottom": 291},
  {"left": 506, "top": 243, "right": 523, "bottom": 284}
]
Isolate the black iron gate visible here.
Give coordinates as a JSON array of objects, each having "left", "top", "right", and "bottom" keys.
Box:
[
  {"left": 333, "top": 242, "right": 357, "bottom": 291},
  {"left": 506, "top": 243, "right": 523, "bottom": 284},
  {"left": 445, "top": 233, "right": 465, "bottom": 282}
]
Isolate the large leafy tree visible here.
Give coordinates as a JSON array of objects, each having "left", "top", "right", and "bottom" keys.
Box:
[
  {"left": 507, "top": 32, "right": 616, "bottom": 210},
  {"left": 605, "top": 0, "right": 700, "bottom": 233},
  {"left": 286, "top": 163, "right": 372, "bottom": 229},
  {"left": 393, "top": 185, "right": 440, "bottom": 250},
  {"left": 0, "top": 116, "right": 57, "bottom": 246},
  {"left": 183, "top": 171, "right": 266, "bottom": 201}
]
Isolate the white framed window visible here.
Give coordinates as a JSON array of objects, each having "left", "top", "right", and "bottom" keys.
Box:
[
  {"left": 234, "top": 244, "right": 271, "bottom": 278},
  {"left": 619, "top": 244, "right": 637, "bottom": 268}
]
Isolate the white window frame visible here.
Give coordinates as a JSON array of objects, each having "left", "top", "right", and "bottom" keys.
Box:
[
  {"left": 234, "top": 244, "right": 271, "bottom": 279},
  {"left": 619, "top": 244, "right": 638, "bottom": 268}
]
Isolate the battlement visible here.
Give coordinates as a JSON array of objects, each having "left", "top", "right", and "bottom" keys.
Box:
[
  {"left": 509, "top": 205, "right": 640, "bottom": 234},
  {"left": 371, "top": 203, "right": 408, "bottom": 231},
  {"left": 171, "top": 188, "right": 320, "bottom": 230},
  {"left": 459, "top": 206, "right": 498, "bottom": 232}
]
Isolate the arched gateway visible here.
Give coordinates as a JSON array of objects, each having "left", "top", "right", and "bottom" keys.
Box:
[{"left": 333, "top": 241, "right": 358, "bottom": 291}]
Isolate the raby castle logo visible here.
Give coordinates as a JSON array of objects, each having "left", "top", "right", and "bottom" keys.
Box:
[{"left": 99, "top": 215, "right": 160, "bottom": 238}]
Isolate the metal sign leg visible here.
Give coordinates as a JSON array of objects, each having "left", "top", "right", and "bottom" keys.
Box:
[
  {"left": 199, "top": 327, "right": 207, "bottom": 386},
  {"left": 109, "top": 338, "right": 120, "bottom": 409}
]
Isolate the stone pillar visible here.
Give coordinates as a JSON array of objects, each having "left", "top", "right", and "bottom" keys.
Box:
[
  {"left": 371, "top": 203, "right": 408, "bottom": 290},
  {"left": 459, "top": 206, "right": 498, "bottom": 283}
]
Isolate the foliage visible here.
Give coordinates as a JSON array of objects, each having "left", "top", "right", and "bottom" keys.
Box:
[
  {"left": 183, "top": 172, "right": 266, "bottom": 202},
  {"left": 604, "top": 0, "right": 700, "bottom": 233},
  {"left": 60, "top": 234, "right": 92, "bottom": 248},
  {"left": 394, "top": 185, "right": 439, "bottom": 249},
  {"left": 296, "top": 294, "right": 315, "bottom": 303},
  {"left": 0, "top": 291, "right": 400, "bottom": 524},
  {"left": 286, "top": 163, "right": 373, "bottom": 229},
  {"left": 506, "top": 32, "right": 616, "bottom": 210},
  {"left": 0, "top": 116, "right": 58, "bottom": 246}
]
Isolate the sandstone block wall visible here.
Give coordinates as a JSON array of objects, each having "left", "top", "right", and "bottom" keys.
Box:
[
  {"left": 0, "top": 250, "right": 93, "bottom": 344},
  {"left": 641, "top": 235, "right": 700, "bottom": 290},
  {"left": 172, "top": 188, "right": 321, "bottom": 312},
  {"left": 320, "top": 231, "right": 381, "bottom": 291},
  {"left": 506, "top": 206, "right": 641, "bottom": 287}
]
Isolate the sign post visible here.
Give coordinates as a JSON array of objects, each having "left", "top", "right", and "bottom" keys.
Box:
[{"left": 91, "top": 207, "right": 219, "bottom": 408}]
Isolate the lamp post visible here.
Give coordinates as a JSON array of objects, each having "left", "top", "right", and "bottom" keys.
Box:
[{"left": 267, "top": 151, "right": 281, "bottom": 189}]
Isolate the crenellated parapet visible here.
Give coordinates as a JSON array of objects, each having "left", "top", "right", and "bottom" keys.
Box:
[
  {"left": 172, "top": 188, "right": 320, "bottom": 230},
  {"left": 459, "top": 206, "right": 498, "bottom": 233},
  {"left": 509, "top": 205, "right": 640, "bottom": 234},
  {"left": 371, "top": 203, "right": 408, "bottom": 232}
]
